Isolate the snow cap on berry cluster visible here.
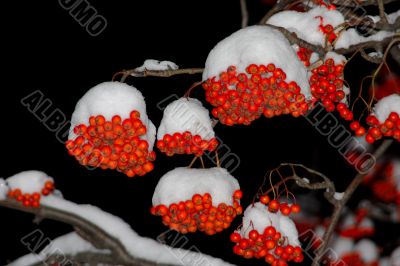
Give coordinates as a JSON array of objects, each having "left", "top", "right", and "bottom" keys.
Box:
[
  {"left": 69, "top": 81, "right": 156, "bottom": 150},
  {"left": 202, "top": 25, "right": 311, "bottom": 99},
  {"left": 240, "top": 202, "right": 300, "bottom": 246},
  {"left": 157, "top": 98, "right": 215, "bottom": 140},
  {"left": 6, "top": 170, "right": 53, "bottom": 194},
  {"left": 355, "top": 239, "right": 379, "bottom": 263},
  {"left": 267, "top": 6, "right": 344, "bottom": 46},
  {"left": 0, "top": 178, "right": 9, "bottom": 200},
  {"left": 372, "top": 94, "right": 400, "bottom": 123},
  {"left": 152, "top": 167, "right": 240, "bottom": 206}
]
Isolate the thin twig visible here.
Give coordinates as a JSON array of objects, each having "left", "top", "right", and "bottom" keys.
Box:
[
  {"left": 114, "top": 68, "right": 204, "bottom": 83},
  {"left": 240, "top": 0, "right": 249, "bottom": 28}
]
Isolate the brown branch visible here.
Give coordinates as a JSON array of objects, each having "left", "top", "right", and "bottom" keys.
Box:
[
  {"left": 312, "top": 139, "right": 393, "bottom": 266},
  {"left": 114, "top": 68, "right": 204, "bottom": 82},
  {"left": 265, "top": 24, "right": 326, "bottom": 55},
  {"left": 360, "top": 49, "right": 383, "bottom": 63},
  {"left": 259, "top": 0, "right": 295, "bottom": 24},
  {"left": 377, "top": 0, "right": 389, "bottom": 25},
  {"left": 0, "top": 199, "right": 177, "bottom": 266},
  {"left": 332, "top": 0, "right": 398, "bottom": 7},
  {"left": 240, "top": 0, "right": 249, "bottom": 28}
]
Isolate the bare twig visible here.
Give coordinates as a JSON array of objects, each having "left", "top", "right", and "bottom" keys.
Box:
[
  {"left": 332, "top": 0, "right": 397, "bottom": 7},
  {"left": 240, "top": 0, "right": 249, "bottom": 28},
  {"left": 113, "top": 68, "right": 204, "bottom": 83},
  {"left": 312, "top": 139, "right": 393, "bottom": 266},
  {"left": 377, "top": 0, "right": 389, "bottom": 25}
]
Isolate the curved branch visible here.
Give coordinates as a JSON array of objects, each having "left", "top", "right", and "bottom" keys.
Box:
[
  {"left": 240, "top": 0, "right": 249, "bottom": 28},
  {"left": 0, "top": 199, "right": 176, "bottom": 266},
  {"left": 334, "top": 35, "right": 396, "bottom": 54}
]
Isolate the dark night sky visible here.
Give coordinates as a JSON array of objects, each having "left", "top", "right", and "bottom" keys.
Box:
[{"left": 1, "top": 1, "right": 400, "bottom": 265}]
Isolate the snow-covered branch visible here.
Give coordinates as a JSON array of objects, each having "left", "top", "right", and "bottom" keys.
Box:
[{"left": 1, "top": 195, "right": 234, "bottom": 266}]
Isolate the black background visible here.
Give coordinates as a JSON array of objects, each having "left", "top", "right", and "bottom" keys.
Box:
[{"left": 1, "top": 1, "right": 400, "bottom": 265}]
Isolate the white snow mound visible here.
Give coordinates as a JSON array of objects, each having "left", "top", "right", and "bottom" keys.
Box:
[
  {"left": 355, "top": 239, "right": 378, "bottom": 263},
  {"left": 335, "top": 29, "right": 394, "bottom": 49},
  {"left": 0, "top": 178, "right": 9, "bottom": 200},
  {"left": 152, "top": 167, "right": 240, "bottom": 206},
  {"left": 267, "top": 7, "right": 345, "bottom": 46},
  {"left": 6, "top": 170, "right": 53, "bottom": 194},
  {"left": 203, "top": 25, "right": 311, "bottom": 99},
  {"left": 239, "top": 202, "right": 300, "bottom": 246},
  {"left": 372, "top": 94, "right": 400, "bottom": 123},
  {"left": 330, "top": 236, "right": 354, "bottom": 258},
  {"left": 135, "top": 59, "right": 178, "bottom": 72},
  {"left": 68, "top": 81, "right": 156, "bottom": 150},
  {"left": 391, "top": 246, "right": 400, "bottom": 266},
  {"left": 157, "top": 97, "right": 215, "bottom": 140}
]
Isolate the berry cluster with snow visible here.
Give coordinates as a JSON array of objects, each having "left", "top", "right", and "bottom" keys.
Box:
[
  {"left": 152, "top": 167, "right": 242, "bottom": 235},
  {"left": 6, "top": 170, "right": 55, "bottom": 208},
  {"left": 66, "top": 82, "right": 156, "bottom": 177},
  {"left": 364, "top": 94, "right": 400, "bottom": 143},
  {"left": 230, "top": 201, "right": 303, "bottom": 264},
  {"left": 156, "top": 97, "right": 219, "bottom": 156},
  {"left": 330, "top": 237, "right": 379, "bottom": 266}
]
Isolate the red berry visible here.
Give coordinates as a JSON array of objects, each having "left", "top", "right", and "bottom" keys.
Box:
[
  {"left": 260, "top": 195, "right": 270, "bottom": 205},
  {"left": 230, "top": 232, "right": 241, "bottom": 243}
]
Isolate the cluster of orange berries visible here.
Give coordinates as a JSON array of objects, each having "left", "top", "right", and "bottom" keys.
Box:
[
  {"left": 151, "top": 190, "right": 243, "bottom": 235},
  {"left": 259, "top": 195, "right": 301, "bottom": 216},
  {"left": 316, "top": 16, "right": 337, "bottom": 44},
  {"left": 7, "top": 181, "right": 55, "bottom": 208},
  {"left": 66, "top": 111, "right": 155, "bottom": 177},
  {"left": 364, "top": 112, "right": 400, "bottom": 144},
  {"left": 340, "top": 209, "right": 375, "bottom": 239},
  {"left": 230, "top": 228, "right": 304, "bottom": 265},
  {"left": 310, "top": 58, "right": 346, "bottom": 111},
  {"left": 365, "top": 162, "right": 400, "bottom": 204},
  {"left": 297, "top": 47, "right": 312, "bottom": 67},
  {"left": 230, "top": 196, "right": 303, "bottom": 265},
  {"left": 156, "top": 132, "right": 219, "bottom": 157},
  {"left": 202, "top": 64, "right": 309, "bottom": 125}
]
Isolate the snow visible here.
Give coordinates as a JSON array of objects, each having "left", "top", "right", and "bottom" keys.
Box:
[
  {"left": 369, "top": 10, "right": 400, "bottom": 24},
  {"left": 36, "top": 195, "right": 234, "bottom": 266},
  {"left": 0, "top": 178, "right": 9, "bottom": 200},
  {"left": 333, "top": 192, "right": 344, "bottom": 200},
  {"left": 239, "top": 202, "right": 300, "bottom": 246},
  {"left": 335, "top": 29, "right": 394, "bottom": 49},
  {"left": 152, "top": 167, "right": 240, "bottom": 206},
  {"left": 6, "top": 170, "right": 53, "bottom": 194},
  {"left": 330, "top": 236, "right": 354, "bottom": 258},
  {"left": 380, "top": 257, "right": 391, "bottom": 266},
  {"left": 157, "top": 97, "right": 215, "bottom": 140},
  {"left": 354, "top": 239, "right": 378, "bottom": 263},
  {"left": 302, "top": 177, "right": 310, "bottom": 184},
  {"left": 202, "top": 25, "right": 311, "bottom": 99},
  {"left": 267, "top": 7, "right": 345, "bottom": 46},
  {"left": 8, "top": 232, "right": 108, "bottom": 266},
  {"left": 135, "top": 59, "right": 178, "bottom": 72},
  {"left": 391, "top": 246, "right": 400, "bottom": 266},
  {"left": 372, "top": 94, "right": 400, "bottom": 123},
  {"left": 69, "top": 81, "right": 156, "bottom": 150}
]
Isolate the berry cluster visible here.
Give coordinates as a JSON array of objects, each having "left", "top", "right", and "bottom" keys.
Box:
[
  {"left": 334, "top": 252, "right": 377, "bottom": 266},
  {"left": 230, "top": 227, "right": 304, "bottom": 265},
  {"left": 316, "top": 16, "right": 337, "bottom": 44},
  {"left": 309, "top": 58, "right": 346, "bottom": 112},
  {"left": 151, "top": 190, "right": 243, "bottom": 235},
  {"left": 364, "top": 112, "right": 400, "bottom": 144},
  {"left": 296, "top": 47, "right": 312, "bottom": 67},
  {"left": 340, "top": 209, "right": 374, "bottom": 239},
  {"left": 7, "top": 181, "right": 55, "bottom": 208},
  {"left": 66, "top": 111, "right": 156, "bottom": 178},
  {"left": 364, "top": 162, "right": 400, "bottom": 204},
  {"left": 156, "top": 132, "right": 219, "bottom": 156},
  {"left": 230, "top": 196, "right": 303, "bottom": 265},
  {"left": 202, "top": 64, "right": 309, "bottom": 125},
  {"left": 259, "top": 195, "right": 301, "bottom": 216}
]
